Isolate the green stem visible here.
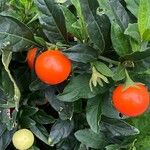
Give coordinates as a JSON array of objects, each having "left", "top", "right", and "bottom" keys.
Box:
[
  {"left": 124, "top": 69, "right": 135, "bottom": 88},
  {"left": 98, "top": 56, "right": 120, "bottom": 65}
]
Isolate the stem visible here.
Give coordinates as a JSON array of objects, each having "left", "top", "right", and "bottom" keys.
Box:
[
  {"left": 98, "top": 55, "right": 120, "bottom": 65},
  {"left": 124, "top": 69, "right": 135, "bottom": 89}
]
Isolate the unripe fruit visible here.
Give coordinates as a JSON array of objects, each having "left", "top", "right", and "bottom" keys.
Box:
[{"left": 12, "top": 129, "right": 34, "bottom": 150}]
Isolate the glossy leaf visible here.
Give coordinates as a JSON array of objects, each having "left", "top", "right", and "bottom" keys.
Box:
[
  {"left": 20, "top": 117, "right": 36, "bottom": 128},
  {"left": 124, "top": 23, "right": 141, "bottom": 52},
  {"left": 79, "top": 0, "right": 105, "bottom": 52},
  {"left": 94, "top": 61, "right": 114, "bottom": 77},
  {"left": 64, "top": 44, "right": 98, "bottom": 63},
  {"left": 124, "top": 47, "right": 150, "bottom": 61},
  {"left": 29, "top": 79, "right": 48, "bottom": 92},
  {"left": 57, "top": 74, "right": 108, "bottom": 102},
  {"left": 111, "top": 21, "right": 131, "bottom": 56},
  {"left": 1, "top": 50, "right": 21, "bottom": 110},
  {"left": 45, "top": 88, "right": 74, "bottom": 120},
  {"left": 49, "top": 119, "right": 74, "bottom": 145},
  {"left": 61, "top": 5, "right": 82, "bottom": 41},
  {"left": 99, "top": 0, "right": 130, "bottom": 30},
  {"left": 125, "top": 0, "right": 139, "bottom": 17},
  {"left": 21, "top": 106, "right": 38, "bottom": 117},
  {"left": 30, "top": 123, "right": 49, "bottom": 145},
  {"left": 34, "top": 0, "right": 68, "bottom": 43},
  {"left": 138, "top": 0, "right": 150, "bottom": 41},
  {"left": 86, "top": 95, "right": 102, "bottom": 133},
  {"left": 112, "top": 65, "right": 126, "bottom": 81},
  {"left": 28, "top": 146, "right": 40, "bottom": 150},
  {"left": 109, "top": 0, "right": 130, "bottom": 30},
  {"left": 75, "top": 129, "right": 107, "bottom": 149},
  {"left": 33, "top": 110, "right": 55, "bottom": 124},
  {"left": 102, "top": 92, "right": 125, "bottom": 119},
  {"left": 71, "top": 0, "right": 88, "bottom": 41},
  {"left": 0, "top": 15, "right": 37, "bottom": 52},
  {"left": 56, "top": 134, "right": 79, "bottom": 150},
  {"left": 124, "top": 23, "right": 141, "bottom": 43},
  {"left": 101, "top": 117, "right": 140, "bottom": 138},
  {"left": 0, "top": 126, "right": 14, "bottom": 150}
]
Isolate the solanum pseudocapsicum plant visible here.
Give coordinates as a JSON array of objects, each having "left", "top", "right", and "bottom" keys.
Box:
[{"left": 0, "top": 0, "right": 150, "bottom": 149}]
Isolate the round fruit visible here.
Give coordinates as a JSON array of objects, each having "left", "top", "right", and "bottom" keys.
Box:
[
  {"left": 12, "top": 129, "right": 34, "bottom": 150},
  {"left": 27, "top": 47, "right": 37, "bottom": 69},
  {"left": 112, "top": 83, "right": 149, "bottom": 117},
  {"left": 35, "top": 50, "right": 71, "bottom": 85}
]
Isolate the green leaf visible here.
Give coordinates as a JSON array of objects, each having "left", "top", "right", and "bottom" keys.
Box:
[
  {"left": 105, "top": 138, "right": 137, "bottom": 150},
  {"left": 0, "top": 15, "right": 37, "bottom": 52},
  {"left": 0, "top": 108, "right": 17, "bottom": 130},
  {"left": 138, "top": 0, "right": 150, "bottom": 41},
  {"left": 57, "top": 74, "right": 107, "bottom": 102},
  {"left": 94, "top": 61, "right": 114, "bottom": 77},
  {"left": 124, "top": 47, "right": 150, "bottom": 61},
  {"left": 99, "top": 0, "right": 130, "bottom": 31},
  {"left": 20, "top": 117, "right": 36, "bottom": 128},
  {"left": 61, "top": 5, "right": 82, "bottom": 41},
  {"left": 56, "top": 135, "right": 79, "bottom": 150},
  {"left": 109, "top": 0, "right": 130, "bottom": 30},
  {"left": 111, "top": 21, "right": 131, "bottom": 56},
  {"left": 29, "top": 79, "right": 48, "bottom": 92},
  {"left": 0, "top": 126, "right": 14, "bottom": 150},
  {"left": 101, "top": 117, "right": 139, "bottom": 138},
  {"left": 75, "top": 129, "right": 107, "bottom": 149},
  {"left": 78, "top": 144, "right": 87, "bottom": 150},
  {"left": 34, "top": 35, "right": 46, "bottom": 47},
  {"left": 71, "top": 0, "right": 88, "bottom": 41},
  {"left": 64, "top": 44, "right": 98, "bottom": 63},
  {"left": 112, "top": 65, "right": 126, "bottom": 81},
  {"left": 86, "top": 95, "right": 102, "bottom": 133},
  {"left": 30, "top": 123, "right": 49, "bottom": 145},
  {"left": 105, "top": 144, "right": 119, "bottom": 150},
  {"left": 124, "top": 23, "right": 141, "bottom": 52},
  {"left": 11, "top": 66, "right": 31, "bottom": 93},
  {"left": 45, "top": 88, "right": 74, "bottom": 120},
  {"left": 49, "top": 119, "right": 74, "bottom": 145},
  {"left": 33, "top": 110, "right": 55, "bottom": 124},
  {"left": 34, "top": 0, "right": 68, "bottom": 43},
  {"left": 97, "top": 0, "right": 112, "bottom": 20},
  {"left": 79, "top": 0, "right": 105, "bottom": 52},
  {"left": 2, "top": 50, "right": 21, "bottom": 110},
  {"left": 102, "top": 92, "right": 124, "bottom": 119},
  {"left": 105, "top": 140, "right": 137, "bottom": 150},
  {"left": 0, "top": 0, "right": 8, "bottom": 12},
  {"left": 21, "top": 106, "right": 38, "bottom": 117},
  {"left": 134, "top": 73, "right": 150, "bottom": 89},
  {"left": 124, "top": 23, "right": 141, "bottom": 43},
  {"left": 28, "top": 145, "right": 40, "bottom": 150},
  {"left": 0, "top": 122, "right": 6, "bottom": 136},
  {"left": 0, "top": 71, "right": 15, "bottom": 109},
  {"left": 55, "top": 0, "right": 67, "bottom": 3},
  {"left": 125, "top": 0, "right": 139, "bottom": 17}
]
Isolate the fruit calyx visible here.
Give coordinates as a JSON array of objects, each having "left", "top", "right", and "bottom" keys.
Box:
[{"left": 123, "top": 69, "right": 141, "bottom": 91}]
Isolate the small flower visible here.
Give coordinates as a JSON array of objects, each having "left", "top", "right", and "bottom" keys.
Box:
[{"left": 89, "top": 66, "right": 109, "bottom": 91}]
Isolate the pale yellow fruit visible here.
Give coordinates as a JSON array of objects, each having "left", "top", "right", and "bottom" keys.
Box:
[{"left": 12, "top": 129, "right": 34, "bottom": 150}]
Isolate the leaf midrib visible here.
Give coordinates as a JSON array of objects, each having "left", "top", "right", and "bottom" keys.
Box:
[
  {"left": 0, "top": 31, "right": 37, "bottom": 46},
  {"left": 41, "top": 0, "right": 67, "bottom": 43},
  {"left": 83, "top": 0, "right": 105, "bottom": 51}
]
